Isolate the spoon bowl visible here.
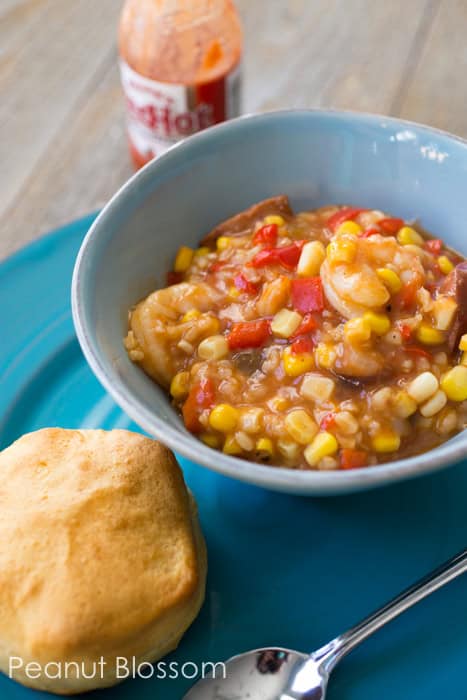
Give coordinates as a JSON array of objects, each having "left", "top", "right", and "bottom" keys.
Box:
[{"left": 183, "top": 647, "right": 322, "bottom": 700}]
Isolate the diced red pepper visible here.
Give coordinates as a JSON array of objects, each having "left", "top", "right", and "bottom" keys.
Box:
[
  {"left": 320, "top": 412, "right": 336, "bottom": 431},
  {"left": 397, "top": 279, "right": 419, "bottom": 310},
  {"left": 404, "top": 346, "right": 432, "bottom": 360},
  {"left": 327, "top": 207, "right": 367, "bottom": 232},
  {"left": 424, "top": 238, "right": 443, "bottom": 255},
  {"left": 378, "top": 217, "right": 404, "bottom": 235},
  {"left": 400, "top": 323, "right": 412, "bottom": 341},
  {"left": 291, "top": 278, "right": 324, "bottom": 313},
  {"left": 253, "top": 223, "right": 278, "bottom": 248},
  {"left": 182, "top": 377, "right": 215, "bottom": 433},
  {"left": 359, "top": 225, "right": 380, "bottom": 238},
  {"left": 290, "top": 337, "right": 314, "bottom": 354},
  {"left": 291, "top": 313, "right": 318, "bottom": 339},
  {"left": 227, "top": 320, "right": 271, "bottom": 350},
  {"left": 249, "top": 249, "right": 277, "bottom": 268},
  {"left": 275, "top": 241, "right": 306, "bottom": 269},
  {"left": 340, "top": 448, "right": 368, "bottom": 470},
  {"left": 234, "top": 273, "right": 258, "bottom": 295},
  {"left": 167, "top": 271, "right": 184, "bottom": 285},
  {"left": 249, "top": 241, "right": 305, "bottom": 271}
]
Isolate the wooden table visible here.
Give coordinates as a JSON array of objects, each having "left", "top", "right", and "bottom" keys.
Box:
[{"left": 1, "top": 0, "right": 466, "bottom": 259}]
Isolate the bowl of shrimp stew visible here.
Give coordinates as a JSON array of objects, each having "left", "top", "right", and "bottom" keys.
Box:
[{"left": 72, "top": 110, "right": 467, "bottom": 494}]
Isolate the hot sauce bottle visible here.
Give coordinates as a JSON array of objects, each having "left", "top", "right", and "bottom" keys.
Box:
[{"left": 119, "top": 0, "right": 243, "bottom": 169}]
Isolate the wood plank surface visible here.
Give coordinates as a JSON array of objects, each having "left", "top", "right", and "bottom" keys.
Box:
[
  {"left": 0, "top": 0, "right": 465, "bottom": 258},
  {"left": 397, "top": 0, "right": 467, "bottom": 136}
]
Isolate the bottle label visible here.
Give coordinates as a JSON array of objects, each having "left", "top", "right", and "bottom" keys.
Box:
[{"left": 120, "top": 60, "right": 242, "bottom": 162}]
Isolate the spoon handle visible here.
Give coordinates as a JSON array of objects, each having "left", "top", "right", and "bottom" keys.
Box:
[{"left": 315, "top": 547, "right": 467, "bottom": 674}]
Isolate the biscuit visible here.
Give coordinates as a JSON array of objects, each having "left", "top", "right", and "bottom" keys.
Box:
[{"left": 0, "top": 428, "right": 207, "bottom": 694}]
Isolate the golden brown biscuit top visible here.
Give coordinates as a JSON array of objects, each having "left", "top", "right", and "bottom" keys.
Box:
[{"left": 0, "top": 429, "right": 199, "bottom": 663}]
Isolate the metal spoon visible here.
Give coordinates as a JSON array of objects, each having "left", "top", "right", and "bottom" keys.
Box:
[{"left": 184, "top": 547, "right": 467, "bottom": 700}]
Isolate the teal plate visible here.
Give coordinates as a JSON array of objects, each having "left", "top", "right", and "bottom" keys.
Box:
[{"left": 0, "top": 215, "right": 466, "bottom": 700}]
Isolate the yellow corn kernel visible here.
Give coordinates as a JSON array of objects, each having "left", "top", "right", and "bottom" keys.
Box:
[
  {"left": 304, "top": 431, "right": 338, "bottom": 467},
  {"left": 198, "top": 335, "right": 229, "bottom": 361},
  {"left": 216, "top": 236, "right": 230, "bottom": 251},
  {"left": 376, "top": 268, "right": 402, "bottom": 294},
  {"left": 181, "top": 309, "right": 202, "bottom": 323},
  {"left": 235, "top": 431, "right": 255, "bottom": 451},
  {"left": 420, "top": 390, "right": 447, "bottom": 418},
  {"left": 223, "top": 435, "right": 242, "bottom": 455},
  {"left": 344, "top": 317, "right": 371, "bottom": 344},
  {"left": 397, "top": 226, "right": 424, "bottom": 246},
  {"left": 372, "top": 429, "right": 401, "bottom": 453},
  {"left": 432, "top": 297, "right": 458, "bottom": 331},
  {"left": 440, "top": 366, "right": 467, "bottom": 402},
  {"left": 238, "top": 407, "right": 264, "bottom": 434},
  {"left": 277, "top": 438, "right": 301, "bottom": 462},
  {"left": 268, "top": 396, "right": 289, "bottom": 412},
  {"left": 282, "top": 346, "right": 315, "bottom": 377},
  {"left": 335, "top": 220, "right": 362, "bottom": 236},
  {"left": 297, "top": 240, "right": 326, "bottom": 277},
  {"left": 314, "top": 343, "right": 336, "bottom": 369},
  {"left": 271, "top": 308, "right": 303, "bottom": 338},
  {"left": 209, "top": 316, "right": 221, "bottom": 334},
  {"left": 363, "top": 311, "right": 391, "bottom": 336},
  {"left": 372, "top": 387, "right": 392, "bottom": 411},
  {"left": 194, "top": 246, "right": 210, "bottom": 258},
  {"left": 461, "top": 352, "right": 467, "bottom": 367},
  {"left": 317, "top": 456, "right": 339, "bottom": 471},
  {"left": 415, "top": 323, "right": 445, "bottom": 346},
  {"left": 264, "top": 214, "right": 285, "bottom": 226},
  {"left": 437, "top": 255, "right": 454, "bottom": 275},
  {"left": 407, "top": 371, "right": 439, "bottom": 403},
  {"left": 209, "top": 404, "right": 239, "bottom": 432},
  {"left": 285, "top": 409, "right": 318, "bottom": 445},
  {"left": 327, "top": 237, "right": 358, "bottom": 264},
  {"left": 170, "top": 371, "right": 190, "bottom": 399},
  {"left": 228, "top": 286, "right": 241, "bottom": 300},
  {"left": 436, "top": 407, "right": 458, "bottom": 435},
  {"left": 460, "top": 334, "right": 467, "bottom": 351},
  {"left": 200, "top": 433, "right": 221, "bottom": 449},
  {"left": 174, "top": 245, "right": 194, "bottom": 272},
  {"left": 300, "top": 373, "right": 335, "bottom": 401},
  {"left": 256, "top": 437, "right": 274, "bottom": 459},
  {"left": 392, "top": 390, "right": 418, "bottom": 418},
  {"left": 334, "top": 411, "right": 359, "bottom": 435}
]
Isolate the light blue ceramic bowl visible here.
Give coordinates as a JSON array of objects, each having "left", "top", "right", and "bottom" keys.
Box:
[{"left": 72, "top": 110, "right": 467, "bottom": 495}]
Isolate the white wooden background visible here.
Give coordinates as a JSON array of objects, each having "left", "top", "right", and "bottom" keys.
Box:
[{"left": 1, "top": 0, "right": 466, "bottom": 258}]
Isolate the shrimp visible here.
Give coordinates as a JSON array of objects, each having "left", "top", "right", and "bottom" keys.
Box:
[
  {"left": 321, "top": 234, "right": 425, "bottom": 319},
  {"left": 125, "top": 282, "right": 222, "bottom": 387}
]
